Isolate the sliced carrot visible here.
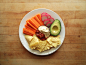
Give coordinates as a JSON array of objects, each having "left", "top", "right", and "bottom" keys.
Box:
[
  {"left": 23, "top": 28, "right": 35, "bottom": 36},
  {"left": 36, "top": 14, "right": 44, "bottom": 25},
  {"left": 23, "top": 29, "right": 33, "bottom": 36},
  {"left": 30, "top": 18, "right": 40, "bottom": 28},
  {"left": 23, "top": 31, "right": 33, "bottom": 36},
  {"left": 36, "top": 13, "right": 41, "bottom": 21},
  {"left": 23, "top": 28, "right": 35, "bottom": 34},
  {"left": 25, "top": 24, "right": 36, "bottom": 32},
  {"left": 34, "top": 15, "right": 43, "bottom": 25},
  {"left": 25, "top": 26, "right": 36, "bottom": 33},
  {"left": 26, "top": 20, "right": 37, "bottom": 30}
]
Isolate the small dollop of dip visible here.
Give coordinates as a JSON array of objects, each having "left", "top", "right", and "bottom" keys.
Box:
[{"left": 38, "top": 26, "right": 50, "bottom": 38}]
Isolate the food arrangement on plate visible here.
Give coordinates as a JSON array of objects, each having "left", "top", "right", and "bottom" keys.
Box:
[{"left": 23, "top": 12, "right": 61, "bottom": 52}]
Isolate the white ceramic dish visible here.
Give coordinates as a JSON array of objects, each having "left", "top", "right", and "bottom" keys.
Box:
[{"left": 19, "top": 8, "right": 65, "bottom": 55}]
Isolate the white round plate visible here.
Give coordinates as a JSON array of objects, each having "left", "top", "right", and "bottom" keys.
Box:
[{"left": 19, "top": 8, "right": 65, "bottom": 55}]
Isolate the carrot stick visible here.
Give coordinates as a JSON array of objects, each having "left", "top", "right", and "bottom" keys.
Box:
[
  {"left": 23, "top": 28, "right": 35, "bottom": 34},
  {"left": 34, "top": 15, "right": 43, "bottom": 25},
  {"left": 36, "top": 14, "right": 44, "bottom": 25},
  {"left": 36, "top": 14, "right": 41, "bottom": 21},
  {"left": 25, "top": 24, "right": 36, "bottom": 32},
  {"left": 23, "top": 28, "right": 35, "bottom": 36},
  {"left": 30, "top": 18, "right": 40, "bottom": 28},
  {"left": 26, "top": 20, "right": 37, "bottom": 30},
  {"left": 23, "top": 31, "right": 33, "bottom": 36},
  {"left": 23, "top": 29, "right": 33, "bottom": 36}
]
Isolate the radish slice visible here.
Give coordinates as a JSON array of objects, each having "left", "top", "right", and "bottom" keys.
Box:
[
  {"left": 41, "top": 12, "right": 55, "bottom": 27},
  {"left": 46, "top": 22, "right": 52, "bottom": 27},
  {"left": 46, "top": 14, "right": 51, "bottom": 19},
  {"left": 41, "top": 12, "right": 47, "bottom": 16},
  {"left": 49, "top": 17, "right": 55, "bottom": 23},
  {"left": 44, "top": 19, "right": 50, "bottom": 25},
  {"left": 41, "top": 15, "right": 48, "bottom": 21}
]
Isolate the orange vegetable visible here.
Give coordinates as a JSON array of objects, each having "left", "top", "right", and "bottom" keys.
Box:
[
  {"left": 34, "top": 15, "right": 43, "bottom": 25},
  {"left": 26, "top": 20, "right": 37, "bottom": 30},
  {"left": 36, "top": 14, "right": 44, "bottom": 25},
  {"left": 23, "top": 31, "right": 33, "bottom": 36},
  {"left": 36, "top": 14, "right": 41, "bottom": 21},
  {"left": 25, "top": 24, "right": 36, "bottom": 32},
  {"left": 23, "top": 28, "right": 35, "bottom": 36},
  {"left": 30, "top": 18, "right": 40, "bottom": 28}
]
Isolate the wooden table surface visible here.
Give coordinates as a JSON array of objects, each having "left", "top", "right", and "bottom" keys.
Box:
[{"left": 0, "top": 0, "right": 86, "bottom": 65}]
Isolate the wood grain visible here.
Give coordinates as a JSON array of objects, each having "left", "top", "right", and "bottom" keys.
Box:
[
  {"left": 0, "top": 0, "right": 86, "bottom": 65},
  {"left": 75, "top": 11, "right": 86, "bottom": 19},
  {"left": 0, "top": 59, "right": 86, "bottom": 65},
  {"left": 0, "top": 3, "right": 86, "bottom": 12},
  {"left": 63, "top": 19, "right": 86, "bottom": 27},
  {"left": 0, "top": 19, "right": 21, "bottom": 26},
  {"left": 0, "top": 0, "right": 86, "bottom": 3},
  {"left": 0, "top": 51, "right": 86, "bottom": 59}
]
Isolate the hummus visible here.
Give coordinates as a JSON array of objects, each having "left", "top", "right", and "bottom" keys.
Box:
[{"left": 38, "top": 26, "right": 50, "bottom": 38}]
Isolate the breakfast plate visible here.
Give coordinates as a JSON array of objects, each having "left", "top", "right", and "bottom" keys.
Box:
[{"left": 19, "top": 8, "right": 65, "bottom": 55}]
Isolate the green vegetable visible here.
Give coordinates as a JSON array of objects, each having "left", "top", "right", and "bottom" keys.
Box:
[{"left": 50, "top": 19, "right": 61, "bottom": 36}]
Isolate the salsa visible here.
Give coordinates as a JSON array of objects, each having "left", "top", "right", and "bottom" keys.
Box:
[{"left": 35, "top": 30, "right": 47, "bottom": 41}]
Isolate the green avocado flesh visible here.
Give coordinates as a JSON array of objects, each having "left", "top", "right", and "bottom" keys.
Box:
[{"left": 50, "top": 19, "right": 61, "bottom": 36}]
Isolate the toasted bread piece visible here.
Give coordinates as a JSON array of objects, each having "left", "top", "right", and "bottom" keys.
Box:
[
  {"left": 30, "top": 35, "right": 39, "bottom": 49},
  {"left": 47, "top": 36, "right": 61, "bottom": 48},
  {"left": 37, "top": 40, "right": 47, "bottom": 52},
  {"left": 25, "top": 35, "right": 33, "bottom": 44}
]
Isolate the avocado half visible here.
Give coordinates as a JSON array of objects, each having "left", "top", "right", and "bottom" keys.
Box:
[{"left": 50, "top": 19, "right": 61, "bottom": 36}]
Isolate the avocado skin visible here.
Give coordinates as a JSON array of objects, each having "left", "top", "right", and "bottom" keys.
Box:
[{"left": 50, "top": 19, "right": 61, "bottom": 36}]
